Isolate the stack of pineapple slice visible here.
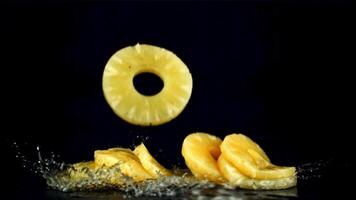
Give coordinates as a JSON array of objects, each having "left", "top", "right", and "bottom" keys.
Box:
[
  {"left": 68, "top": 143, "right": 171, "bottom": 185},
  {"left": 181, "top": 133, "right": 297, "bottom": 190}
]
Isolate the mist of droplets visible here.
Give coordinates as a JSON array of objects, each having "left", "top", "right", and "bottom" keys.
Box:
[{"left": 296, "top": 159, "right": 332, "bottom": 181}]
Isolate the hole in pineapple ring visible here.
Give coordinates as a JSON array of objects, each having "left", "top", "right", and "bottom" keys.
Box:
[{"left": 133, "top": 72, "right": 164, "bottom": 96}]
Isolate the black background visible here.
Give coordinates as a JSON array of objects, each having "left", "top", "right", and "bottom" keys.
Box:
[{"left": 1, "top": 0, "right": 354, "bottom": 199}]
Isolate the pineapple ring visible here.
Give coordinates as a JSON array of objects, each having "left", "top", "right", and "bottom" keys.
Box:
[
  {"left": 102, "top": 44, "right": 193, "bottom": 126},
  {"left": 133, "top": 143, "right": 172, "bottom": 178},
  {"left": 218, "top": 155, "right": 297, "bottom": 190},
  {"left": 221, "top": 134, "right": 296, "bottom": 180},
  {"left": 181, "top": 133, "right": 226, "bottom": 183}
]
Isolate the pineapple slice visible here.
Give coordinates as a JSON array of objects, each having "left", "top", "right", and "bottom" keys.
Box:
[
  {"left": 181, "top": 133, "right": 225, "bottom": 183},
  {"left": 94, "top": 148, "right": 152, "bottom": 181},
  {"left": 218, "top": 155, "right": 297, "bottom": 190},
  {"left": 133, "top": 143, "right": 172, "bottom": 178},
  {"left": 68, "top": 161, "right": 125, "bottom": 185},
  {"left": 102, "top": 44, "right": 193, "bottom": 126},
  {"left": 221, "top": 134, "right": 296, "bottom": 179}
]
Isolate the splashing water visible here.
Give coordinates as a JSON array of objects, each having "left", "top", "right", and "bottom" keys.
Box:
[
  {"left": 11, "top": 142, "right": 331, "bottom": 199},
  {"left": 12, "top": 142, "right": 224, "bottom": 197},
  {"left": 296, "top": 159, "right": 333, "bottom": 181},
  {"left": 12, "top": 142, "right": 67, "bottom": 177}
]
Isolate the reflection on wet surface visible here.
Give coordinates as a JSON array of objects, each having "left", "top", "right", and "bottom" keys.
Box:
[{"left": 45, "top": 187, "right": 298, "bottom": 200}]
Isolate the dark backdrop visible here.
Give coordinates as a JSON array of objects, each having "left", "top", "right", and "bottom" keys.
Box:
[{"left": 1, "top": 0, "right": 354, "bottom": 199}]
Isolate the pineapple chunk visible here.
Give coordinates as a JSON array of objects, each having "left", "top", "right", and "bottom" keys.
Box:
[
  {"left": 102, "top": 44, "right": 193, "bottom": 126},
  {"left": 218, "top": 155, "right": 297, "bottom": 190},
  {"left": 181, "top": 133, "right": 225, "bottom": 183},
  {"left": 94, "top": 148, "right": 152, "bottom": 181},
  {"left": 133, "top": 143, "right": 172, "bottom": 178},
  {"left": 221, "top": 134, "right": 296, "bottom": 179}
]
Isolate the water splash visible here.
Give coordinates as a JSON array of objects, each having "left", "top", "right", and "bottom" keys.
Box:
[
  {"left": 12, "top": 143, "right": 218, "bottom": 197},
  {"left": 47, "top": 165, "right": 215, "bottom": 197},
  {"left": 296, "top": 159, "right": 333, "bottom": 181},
  {"left": 12, "top": 142, "right": 66, "bottom": 177},
  {"left": 130, "top": 135, "right": 150, "bottom": 149}
]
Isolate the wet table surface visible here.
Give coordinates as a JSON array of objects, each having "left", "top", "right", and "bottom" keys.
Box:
[
  {"left": 11, "top": 177, "right": 351, "bottom": 200},
  {"left": 45, "top": 188, "right": 298, "bottom": 200}
]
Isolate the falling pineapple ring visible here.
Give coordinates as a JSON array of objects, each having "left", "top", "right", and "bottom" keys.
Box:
[{"left": 102, "top": 44, "right": 193, "bottom": 126}]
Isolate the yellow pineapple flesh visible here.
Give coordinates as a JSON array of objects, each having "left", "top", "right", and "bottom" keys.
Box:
[
  {"left": 218, "top": 155, "right": 297, "bottom": 190},
  {"left": 133, "top": 143, "right": 172, "bottom": 178},
  {"left": 68, "top": 161, "right": 125, "bottom": 185},
  {"left": 64, "top": 132, "right": 297, "bottom": 190},
  {"left": 181, "top": 133, "right": 225, "bottom": 183},
  {"left": 94, "top": 148, "right": 152, "bottom": 182},
  {"left": 221, "top": 134, "right": 296, "bottom": 180},
  {"left": 102, "top": 44, "right": 193, "bottom": 126}
]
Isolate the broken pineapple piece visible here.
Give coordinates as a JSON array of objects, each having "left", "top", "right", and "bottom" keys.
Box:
[
  {"left": 218, "top": 155, "right": 297, "bottom": 190},
  {"left": 221, "top": 134, "right": 296, "bottom": 180},
  {"left": 94, "top": 148, "right": 152, "bottom": 181},
  {"left": 181, "top": 133, "right": 225, "bottom": 183},
  {"left": 133, "top": 143, "right": 172, "bottom": 178},
  {"left": 102, "top": 44, "right": 193, "bottom": 126}
]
